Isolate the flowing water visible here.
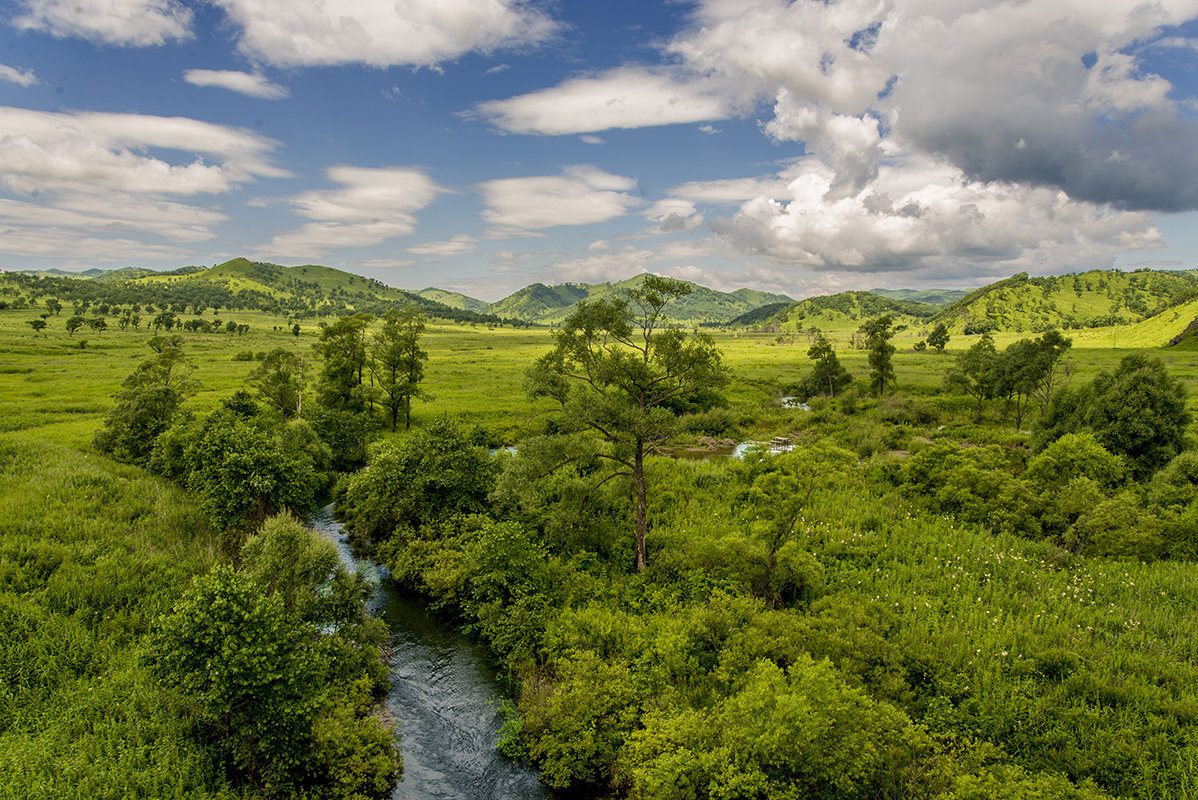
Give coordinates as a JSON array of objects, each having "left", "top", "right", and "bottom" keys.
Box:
[{"left": 310, "top": 504, "right": 550, "bottom": 800}]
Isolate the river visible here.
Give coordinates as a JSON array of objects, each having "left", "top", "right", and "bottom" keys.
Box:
[{"left": 310, "top": 504, "right": 550, "bottom": 800}]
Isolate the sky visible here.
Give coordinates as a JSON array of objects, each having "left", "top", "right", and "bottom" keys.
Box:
[{"left": 3, "top": 0, "right": 1198, "bottom": 302}]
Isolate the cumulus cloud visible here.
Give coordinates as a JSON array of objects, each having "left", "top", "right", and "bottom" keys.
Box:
[
  {"left": 0, "top": 64, "right": 39, "bottom": 87},
  {"left": 214, "top": 0, "right": 557, "bottom": 68},
  {"left": 13, "top": 0, "right": 192, "bottom": 46},
  {"left": 643, "top": 198, "right": 704, "bottom": 233},
  {"left": 474, "top": 68, "right": 735, "bottom": 134},
  {"left": 479, "top": 165, "right": 642, "bottom": 231},
  {"left": 544, "top": 246, "right": 661, "bottom": 284},
  {"left": 706, "top": 153, "right": 1162, "bottom": 278},
  {"left": 183, "top": 69, "right": 288, "bottom": 99},
  {"left": 666, "top": 0, "right": 1198, "bottom": 212},
  {"left": 261, "top": 166, "right": 445, "bottom": 257},
  {"left": 0, "top": 107, "right": 287, "bottom": 196}
]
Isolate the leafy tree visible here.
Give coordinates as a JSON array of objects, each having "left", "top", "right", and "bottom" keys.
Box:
[
  {"left": 248, "top": 347, "right": 305, "bottom": 421},
  {"left": 1034, "top": 354, "right": 1190, "bottom": 477},
  {"left": 186, "top": 401, "right": 325, "bottom": 534},
  {"left": 803, "top": 331, "right": 852, "bottom": 398},
  {"left": 927, "top": 322, "right": 950, "bottom": 353},
  {"left": 527, "top": 275, "right": 728, "bottom": 571},
  {"left": 86, "top": 316, "right": 107, "bottom": 335},
  {"left": 43, "top": 297, "right": 61, "bottom": 316},
  {"left": 26, "top": 318, "right": 46, "bottom": 335},
  {"left": 993, "top": 329, "right": 1071, "bottom": 429},
  {"left": 859, "top": 315, "right": 897, "bottom": 396},
  {"left": 945, "top": 332, "right": 998, "bottom": 422},
  {"left": 145, "top": 565, "right": 317, "bottom": 791},
  {"left": 314, "top": 313, "right": 374, "bottom": 412},
  {"left": 369, "top": 307, "right": 427, "bottom": 431},
  {"left": 65, "top": 315, "right": 85, "bottom": 336},
  {"left": 94, "top": 336, "right": 197, "bottom": 464},
  {"left": 337, "top": 418, "right": 494, "bottom": 547}
]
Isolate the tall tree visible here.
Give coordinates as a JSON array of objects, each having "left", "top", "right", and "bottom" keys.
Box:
[
  {"left": 803, "top": 331, "right": 851, "bottom": 398},
  {"left": 859, "top": 315, "right": 897, "bottom": 397},
  {"left": 248, "top": 348, "right": 305, "bottom": 421},
  {"left": 369, "top": 307, "right": 427, "bottom": 432},
  {"left": 527, "top": 275, "right": 728, "bottom": 572},
  {"left": 945, "top": 332, "right": 998, "bottom": 422},
  {"left": 314, "top": 313, "right": 373, "bottom": 411}
]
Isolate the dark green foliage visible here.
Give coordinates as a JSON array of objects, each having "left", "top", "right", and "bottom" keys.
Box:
[
  {"left": 247, "top": 347, "right": 304, "bottom": 420},
  {"left": 146, "top": 516, "right": 399, "bottom": 797},
  {"left": 927, "top": 322, "right": 950, "bottom": 352},
  {"left": 527, "top": 274, "right": 729, "bottom": 571},
  {"left": 93, "top": 336, "right": 196, "bottom": 465},
  {"left": 860, "top": 314, "right": 898, "bottom": 397},
  {"left": 336, "top": 418, "right": 495, "bottom": 546},
  {"left": 945, "top": 333, "right": 998, "bottom": 422},
  {"left": 1034, "top": 354, "right": 1190, "bottom": 478},
  {"left": 802, "top": 331, "right": 852, "bottom": 398},
  {"left": 369, "top": 306, "right": 427, "bottom": 432}
]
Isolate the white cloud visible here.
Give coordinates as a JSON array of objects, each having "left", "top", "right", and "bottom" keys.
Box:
[
  {"left": 479, "top": 165, "right": 642, "bottom": 230},
  {"left": 0, "top": 191, "right": 226, "bottom": 260},
  {"left": 0, "top": 107, "right": 286, "bottom": 196},
  {"left": 669, "top": 172, "right": 796, "bottom": 205},
  {"left": 362, "top": 258, "right": 417, "bottom": 268},
  {"left": 183, "top": 69, "right": 288, "bottom": 99},
  {"left": 214, "top": 0, "right": 558, "bottom": 68},
  {"left": 261, "top": 166, "right": 445, "bottom": 257},
  {"left": 0, "top": 64, "right": 39, "bottom": 87},
  {"left": 664, "top": 0, "right": 1198, "bottom": 212},
  {"left": 406, "top": 235, "right": 479, "bottom": 256},
  {"left": 707, "top": 153, "right": 1162, "bottom": 277},
  {"left": 475, "top": 67, "right": 735, "bottom": 135},
  {"left": 580, "top": 135, "right": 605, "bottom": 145},
  {"left": 643, "top": 198, "right": 704, "bottom": 232},
  {"left": 13, "top": 0, "right": 192, "bottom": 46},
  {"left": 544, "top": 246, "right": 660, "bottom": 284}
]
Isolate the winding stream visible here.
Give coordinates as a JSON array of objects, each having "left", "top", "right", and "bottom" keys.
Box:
[{"left": 310, "top": 504, "right": 549, "bottom": 800}]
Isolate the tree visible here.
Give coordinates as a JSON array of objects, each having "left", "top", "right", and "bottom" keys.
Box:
[
  {"left": 527, "top": 275, "right": 728, "bottom": 572},
  {"left": 802, "top": 331, "right": 851, "bottom": 398},
  {"left": 1034, "top": 354, "right": 1190, "bottom": 478},
  {"left": 93, "top": 336, "right": 197, "bottom": 464},
  {"left": 945, "top": 332, "right": 998, "bottom": 423},
  {"left": 927, "top": 322, "right": 950, "bottom": 353},
  {"left": 248, "top": 347, "right": 305, "bottom": 421},
  {"left": 993, "top": 329, "right": 1072, "bottom": 429},
  {"left": 859, "top": 315, "right": 897, "bottom": 397},
  {"left": 369, "top": 307, "right": 427, "bottom": 431},
  {"left": 27, "top": 318, "right": 46, "bottom": 335},
  {"left": 44, "top": 297, "right": 62, "bottom": 316},
  {"left": 65, "top": 315, "right": 85, "bottom": 336},
  {"left": 314, "top": 313, "right": 374, "bottom": 412}
]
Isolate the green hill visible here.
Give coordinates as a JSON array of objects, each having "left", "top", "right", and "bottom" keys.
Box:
[
  {"left": 931, "top": 269, "right": 1198, "bottom": 334},
  {"left": 869, "top": 287, "right": 969, "bottom": 306},
  {"left": 416, "top": 287, "right": 489, "bottom": 313},
  {"left": 484, "top": 274, "right": 793, "bottom": 326},
  {"left": 732, "top": 291, "right": 937, "bottom": 332}
]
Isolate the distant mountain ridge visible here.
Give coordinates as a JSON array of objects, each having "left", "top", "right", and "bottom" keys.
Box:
[{"left": 485, "top": 275, "right": 794, "bottom": 326}]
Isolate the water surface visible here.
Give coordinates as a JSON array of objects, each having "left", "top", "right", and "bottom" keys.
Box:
[{"left": 310, "top": 504, "right": 549, "bottom": 800}]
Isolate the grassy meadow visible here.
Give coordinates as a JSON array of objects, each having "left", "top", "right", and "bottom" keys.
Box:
[{"left": 5, "top": 295, "right": 1198, "bottom": 798}]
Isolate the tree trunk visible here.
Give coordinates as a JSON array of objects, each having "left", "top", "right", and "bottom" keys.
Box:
[{"left": 634, "top": 439, "right": 648, "bottom": 573}]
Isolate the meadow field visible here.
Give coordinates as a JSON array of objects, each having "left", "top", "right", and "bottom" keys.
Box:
[{"left": 4, "top": 302, "right": 1198, "bottom": 799}]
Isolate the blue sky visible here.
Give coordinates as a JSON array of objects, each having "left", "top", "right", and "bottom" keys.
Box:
[{"left": 2, "top": 0, "right": 1198, "bottom": 301}]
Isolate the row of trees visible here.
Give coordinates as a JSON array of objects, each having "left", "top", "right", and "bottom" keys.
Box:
[{"left": 945, "top": 329, "right": 1072, "bottom": 426}]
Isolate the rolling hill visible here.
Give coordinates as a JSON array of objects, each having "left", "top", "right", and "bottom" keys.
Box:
[
  {"left": 485, "top": 274, "right": 794, "bottom": 326},
  {"left": 730, "top": 290, "right": 938, "bottom": 332}
]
